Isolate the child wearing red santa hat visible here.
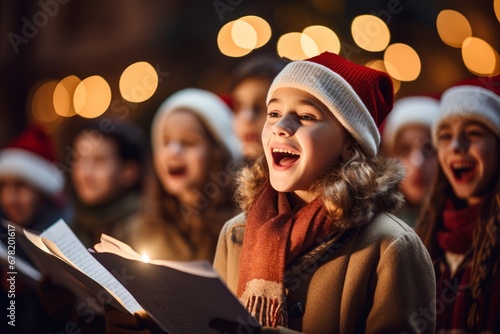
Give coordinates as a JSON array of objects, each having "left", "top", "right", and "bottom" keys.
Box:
[
  {"left": 0, "top": 123, "right": 70, "bottom": 228},
  {"left": 382, "top": 96, "right": 440, "bottom": 227},
  {"left": 416, "top": 76, "right": 500, "bottom": 333},
  {"left": 106, "top": 52, "right": 436, "bottom": 334},
  {"left": 0, "top": 124, "right": 72, "bottom": 334}
]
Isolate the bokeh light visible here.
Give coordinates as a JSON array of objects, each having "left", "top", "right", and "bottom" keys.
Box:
[
  {"left": 53, "top": 75, "right": 81, "bottom": 117},
  {"left": 74, "top": 75, "right": 112, "bottom": 118},
  {"left": 351, "top": 15, "right": 390, "bottom": 52},
  {"left": 119, "top": 61, "right": 158, "bottom": 103},
  {"left": 461, "top": 37, "right": 499, "bottom": 76},
  {"left": 239, "top": 16, "right": 271, "bottom": 48},
  {"left": 217, "top": 16, "right": 271, "bottom": 57},
  {"left": 31, "top": 80, "right": 60, "bottom": 123},
  {"left": 494, "top": 0, "right": 500, "bottom": 22},
  {"left": 277, "top": 32, "right": 318, "bottom": 60},
  {"left": 384, "top": 43, "right": 421, "bottom": 81},
  {"left": 436, "top": 10, "right": 472, "bottom": 48},
  {"left": 301, "top": 33, "right": 320, "bottom": 58},
  {"left": 365, "top": 59, "right": 401, "bottom": 94},
  {"left": 217, "top": 21, "right": 253, "bottom": 57},
  {"left": 303, "top": 25, "right": 341, "bottom": 54},
  {"left": 232, "top": 19, "right": 258, "bottom": 49}
]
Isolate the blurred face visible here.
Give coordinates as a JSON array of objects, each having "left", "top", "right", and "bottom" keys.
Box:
[
  {"left": 393, "top": 125, "right": 437, "bottom": 205},
  {"left": 232, "top": 77, "right": 270, "bottom": 159},
  {"left": 71, "top": 135, "right": 124, "bottom": 205},
  {"left": 263, "top": 87, "right": 350, "bottom": 202},
  {"left": 436, "top": 118, "right": 499, "bottom": 206},
  {"left": 0, "top": 177, "right": 42, "bottom": 226},
  {"left": 154, "top": 110, "right": 213, "bottom": 204}
]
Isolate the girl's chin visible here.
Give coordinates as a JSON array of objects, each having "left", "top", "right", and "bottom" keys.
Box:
[
  {"left": 165, "top": 182, "right": 189, "bottom": 196},
  {"left": 269, "top": 180, "right": 296, "bottom": 193}
]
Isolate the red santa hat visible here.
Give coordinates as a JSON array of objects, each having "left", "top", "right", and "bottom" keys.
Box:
[
  {"left": 267, "top": 52, "right": 394, "bottom": 157},
  {"left": 0, "top": 124, "right": 64, "bottom": 197}
]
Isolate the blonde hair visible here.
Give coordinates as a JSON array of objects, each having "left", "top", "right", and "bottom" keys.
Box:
[
  {"left": 236, "top": 143, "right": 405, "bottom": 229},
  {"left": 415, "top": 142, "right": 500, "bottom": 329}
]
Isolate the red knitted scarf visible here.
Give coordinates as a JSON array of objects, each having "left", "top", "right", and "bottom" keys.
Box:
[
  {"left": 237, "top": 181, "right": 335, "bottom": 327},
  {"left": 437, "top": 200, "right": 482, "bottom": 254}
]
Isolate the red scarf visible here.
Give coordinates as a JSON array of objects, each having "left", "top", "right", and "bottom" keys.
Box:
[
  {"left": 237, "top": 182, "right": 335, "bottom": 327},
  {"left": 437, "top": 200, "right": 482, "bottom": 254}
]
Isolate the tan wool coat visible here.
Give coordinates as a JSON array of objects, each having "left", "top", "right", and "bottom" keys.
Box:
[{"left": 213, "top": 212, "right": 436, "bottom": 334}]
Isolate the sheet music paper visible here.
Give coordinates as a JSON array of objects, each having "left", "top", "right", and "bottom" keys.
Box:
[{"left": 39, "top": 219, "right": 143, "bottom": 314}]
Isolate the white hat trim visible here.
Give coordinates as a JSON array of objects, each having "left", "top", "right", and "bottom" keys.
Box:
[
  {"left": 0, "top": 148, "right": 64, "bottom": 196},
  {"left": 383, "top": 96, "right": 439, "bottom": 152},
  {"left": 433, "top": 85, "right": 500, "bottom": 144}
]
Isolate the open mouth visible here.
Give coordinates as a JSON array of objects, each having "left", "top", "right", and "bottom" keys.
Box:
[
  {"left": 450, "top": 161, "right": 476, "bottom": 183},
  {"left": 168, "top": 165, "right": 187, "bottom": 177},
  {"left": 271, "top": 147, "right": 300, "bottom": 167}
]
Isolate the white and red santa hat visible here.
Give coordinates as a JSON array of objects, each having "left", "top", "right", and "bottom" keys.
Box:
[
  {"left": 433, "top": 75, "right": 500, "bottom": 142},
  {"left": 267, "top": 52, "right": 394, "bottom": 157},
  {"left": 0, "top": 124, "right": 64, "bottom": 197},
  {"left": 151, "top": 88, "right": 242, "bottom": 161},
  {"left": 382, "top": 96, "right": 440, "bottom": 153}
]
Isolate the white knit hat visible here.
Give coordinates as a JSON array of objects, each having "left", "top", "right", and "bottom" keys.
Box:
[
  {"left": 0, "top": 125, "right": 64, "bottom": 197},
  {"left": 151, "top": 88, "right": 242, "bottom": 160},
  {"left": 267, "top": 52, "right": 394, "bottom": 157},
  {"left": 433, "top": 85, "right": 500, "bottom": 143},
  {"left": 382, "top": 96, "right": 440, "bottom": 153}
]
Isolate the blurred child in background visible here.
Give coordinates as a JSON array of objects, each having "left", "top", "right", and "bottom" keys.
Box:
[
  {"left": 416, "top": 82, "right": 500, "bottom": 332},
  {"left": 69, "top": 118, "right": 146, "bottom": 247},
  {"left": 35, "top": 118, "right": 146, "bottom": 334},
  {"left": 0, "top": 124, "right": 71, "bottom": 333},
  {"left": 231, "top": 54, "right": 286, "bottom": 161},
  {"left": 0, "top": 124, "right": 70, "bottom": 229},
  {"left": 382, "top": 96, "right": 439, "bottom": 227},
  {"left": 126, "top": 87, "right": 242, "bottom": 261}
]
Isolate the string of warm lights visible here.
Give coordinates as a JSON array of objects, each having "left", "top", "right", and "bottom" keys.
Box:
[
  {"left": 30, "top": 61, "right": 159, "bottom": 125},
  {"left": 218, "top": 10, "right": 499, "bottom": 88},
  {"left": 30, "top": 4, "right": 500, "bottom": 125}
]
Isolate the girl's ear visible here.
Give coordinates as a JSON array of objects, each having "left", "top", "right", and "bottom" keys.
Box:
[
  {"left": 342, "top": 145, "right": 352, "bottom": 160},
  {"left": 341, "top": 135, "right": 354, "bottom": 160}
]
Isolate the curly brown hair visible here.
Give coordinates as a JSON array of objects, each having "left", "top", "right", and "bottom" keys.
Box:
[{"left": 236, "top": 142, "right": 405, "bottom": 229}]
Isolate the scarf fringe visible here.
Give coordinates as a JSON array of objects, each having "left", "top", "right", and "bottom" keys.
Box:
[
  {"left": 240, "top": 279, "right": 288, "bottom": 327},
  {"left": 244, "top": 295, "right": 287, "bottom": 327}
]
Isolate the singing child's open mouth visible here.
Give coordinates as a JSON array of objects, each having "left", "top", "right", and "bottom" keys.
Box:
[
  {"left": 450, "top": 161, "right": 476, "bottom": 183},
  {"left": 271, "top": 147, "right": 300, "bottom": 169},
  {"left": 168, "top": 165, "right": 187, "bottom": 177}
]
